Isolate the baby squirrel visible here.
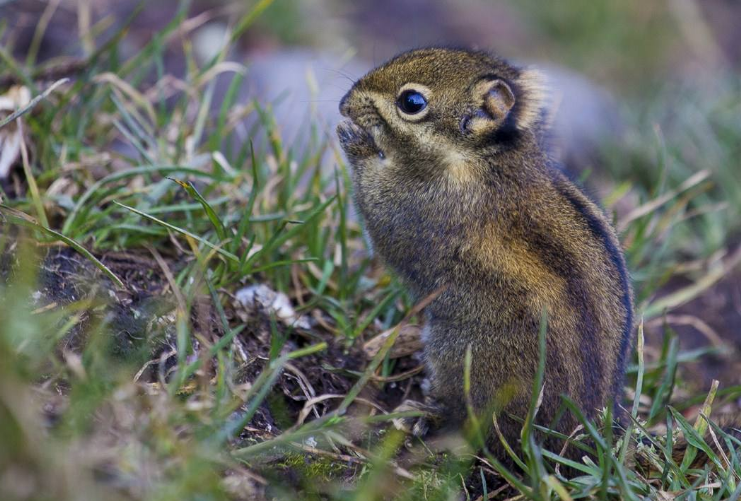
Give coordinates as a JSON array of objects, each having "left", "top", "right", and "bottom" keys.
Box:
[
  {"left": 337, "top": 47, "right": 737, "bottom": 466},
  {"left": 337, "top": 48, "right": 632, "bottom": 457}
]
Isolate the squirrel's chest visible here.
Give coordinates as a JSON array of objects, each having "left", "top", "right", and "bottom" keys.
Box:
[
  {"left": 356, "top": 188, "right": 472, "bottom": 290},
  {"left": 359, "top": 189, "right": 466, "bottom": 253}
]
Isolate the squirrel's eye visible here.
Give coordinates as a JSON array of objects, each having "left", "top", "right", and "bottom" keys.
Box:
[{"left": 397, "top": 90, "right": 427, "bottom": 114}]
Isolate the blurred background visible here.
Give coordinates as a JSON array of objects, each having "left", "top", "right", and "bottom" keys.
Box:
[{"left": 4, "top": 0, "right": 740, "bottom": 160}]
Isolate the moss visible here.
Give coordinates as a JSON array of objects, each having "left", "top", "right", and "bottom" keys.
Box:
[{"left": 277, "top": 452, "right": 352, "bottom": 482}]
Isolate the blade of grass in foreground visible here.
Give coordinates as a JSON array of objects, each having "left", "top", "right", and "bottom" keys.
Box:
[
  {"left": 62, "top": 165, "right": 229, "bottom": 235},
  {"left": 679, "top": 380, "right": 719, "bottom": 472},
  {"left": 336, "top": 323, "right": 400, "bottom": 416},
  {"left": 0, "top": 204, "right": 124, "bottom": 288},
  {"left": 669, "top": 405, "right": 722, "bottom": 472},
  {"left": 337, "top": 288, "right": 444, "bottom": 415},
  {"left": 217, "top": 341, "right": 328, "bottom": 448},
  {"left": 0, "top": 78, "right": 68, "bottom": 129},
  {"left": 620, "top": 320, "right": 645, "bottom": 465},
  {"left": 168, "top": 177, "right": 227, "bottom": 241},
  {"left": 240, "top": 195, "right": 337, "bottom": 274},
  {"left": 113, "top": 201, "right": 239, "bottom": 263}
]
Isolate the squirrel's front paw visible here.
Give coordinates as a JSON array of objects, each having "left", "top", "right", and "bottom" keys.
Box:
[
  {"left": 336, "top": 120, "right": 381, "bottom": 160},
  {"left": 391, "top": 399, "right": 441, "bottom": 439}
]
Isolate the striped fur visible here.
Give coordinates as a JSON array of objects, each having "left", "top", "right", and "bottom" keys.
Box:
[{"left": 338, "top": 48, "right": 634, "bottom": 464}]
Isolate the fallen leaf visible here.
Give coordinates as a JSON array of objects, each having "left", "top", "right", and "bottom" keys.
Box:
[
  {"left": 0, "top": 85, "right": 31, "bottom": 179},
  {"left": 363, "top": 324, "right": 423, "bottom": 359}
]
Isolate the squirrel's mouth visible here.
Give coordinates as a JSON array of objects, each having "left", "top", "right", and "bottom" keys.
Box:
[{"left": 336, "top": 119, "right": 384, "bottom": 160}]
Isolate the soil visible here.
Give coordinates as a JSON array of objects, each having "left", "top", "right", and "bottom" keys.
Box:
[{"left": 3, "top": 242, "right": 739, "bottom": 499}]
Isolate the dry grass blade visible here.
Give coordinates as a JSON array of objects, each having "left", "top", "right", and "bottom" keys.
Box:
[
  {"left": 618, "top": 170, "right": 711, "bottom": 232},
  {"left": 646, "top": 314, "right": 726, "bottom": 348},
  {"left": 363, "top": 324, "right": 423, "bottom": 359},
  {"left": 0, "top": 204, "right": 124, "bottom": 288},
  {"left": 113, "top": 201, "right": 239, "bottom": 263},
  {"left": 474, "top": 483, "right": 510, "bottom": 501},
  {"left": 645, "top": 245, "right": 741, "bottom": 319},
  {"left": 93, "top": 72, "right": 158, "bottom": 124},
  {"left": 492, "top": 412, "right": 527, "bottom": 470},
  {"left": 370, "top": 364, "right": 424, "bottom": 382},
  {"left": 337, "top": 286, "right": 445, "bottom": 414},
  {"left": 706, "top": 417, "right": 734, "bottom": 474},
  {"left": 296, "top": 394, "right": 386, "bottom": 427},
  {"left": 0, "top": 78, "right": 68, "bottom": 129},
  {"left": 554, "top": 424, "right": 585, "bottom": 476},
  {"left": 146, "top": 244, "right": 186, "bottom": 310}
]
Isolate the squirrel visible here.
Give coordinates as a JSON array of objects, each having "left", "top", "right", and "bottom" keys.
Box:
[{"left": 336, "top": 47, "right": 739, "bottom": 468}]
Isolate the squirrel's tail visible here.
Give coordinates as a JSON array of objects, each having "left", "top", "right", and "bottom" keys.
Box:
[{"left": 634, "top": 417, "right": 741, "bottom": 475}]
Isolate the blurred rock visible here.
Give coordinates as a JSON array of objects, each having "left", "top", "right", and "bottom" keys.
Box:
[
  {"left": 242, "top": 49, "right": 622, "bottom": 173},
  {"left": 241, "top": 49, "right": 366, "bottom": 146},
  {"left": 541, "top": 65, "right": 623, "bottom": 172},
  {"left": 235, "top": 283, "right": 311, "bottom": 329},
  {"left": 193, "top": 21, "right": 231, "bottom": 65}
]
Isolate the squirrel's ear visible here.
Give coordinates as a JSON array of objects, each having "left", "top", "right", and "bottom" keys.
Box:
[
  {"left": 466, "top": 79, "right": 516, "bottom": 136},
  {"left": 482, "top": 80, "right": 516, "bottom": 122}
]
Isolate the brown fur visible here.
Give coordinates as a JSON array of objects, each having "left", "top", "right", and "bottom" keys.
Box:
[{"left": 336, "top": 48, "right": 636, "bottom": 462}]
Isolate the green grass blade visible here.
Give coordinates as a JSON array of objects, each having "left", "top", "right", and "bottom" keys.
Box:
[
  {"left": 113, "top": 201, "right": 239, "bottom": 263},
  {"left": 168, "top": 178, "right": 227, "bottom": 241},
  {"left": 0, "top": 204, "right": 124, "bottom": 288},
  {"left": 63, "top": 165, "right": 228, "bottom": 235},
  {"left": 241, "top": 195, "right": 337, "bottom": 272}
]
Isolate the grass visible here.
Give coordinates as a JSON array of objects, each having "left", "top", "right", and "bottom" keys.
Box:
[{"left": 1, "top": 1, "right": 741, "bottom": 500}]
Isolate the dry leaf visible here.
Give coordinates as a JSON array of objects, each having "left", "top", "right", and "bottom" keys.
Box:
[
  {"left": 363, "top": 324, "right": 423, "bottom": 359},
  {"left": 0, "top": 85, "right": 31, "bottom": 179}
]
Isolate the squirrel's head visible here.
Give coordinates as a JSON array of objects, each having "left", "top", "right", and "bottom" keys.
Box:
[{"left": 337, "top": 48, "right": 548, "bottom": 182}]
